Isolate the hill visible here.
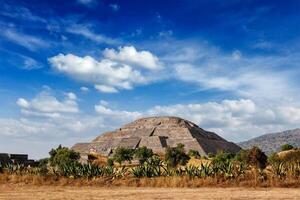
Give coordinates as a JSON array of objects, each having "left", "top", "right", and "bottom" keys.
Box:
[{"left": 238, "top": 128, "right": 300, "bottom": 155}]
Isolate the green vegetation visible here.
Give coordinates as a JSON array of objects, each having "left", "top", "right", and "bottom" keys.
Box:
[
  {"left": 49, "top": 145, "right": 80, "bottom": 168},
  {"left": 164, "top": 143, "right": 190, "bottom": 168},
  {"left": 234, "top": 147, "right": 267, "bottom": 169},
  {"left": 112, "top": 147, "right": 135, "bottom": 165},
  {"left": 188, "top": 149, "right": 201, "bottom": 159},
  {"left": 281, "top": 144, "right": 294, "bottom": 151},
  {"left": 134, "top": 146, "right": 154, "bottom": 164},
  {"left": 1, "top": 145, "right": 299, "bottom": 185}
]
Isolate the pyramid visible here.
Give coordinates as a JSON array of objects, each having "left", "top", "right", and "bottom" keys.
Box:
[{"left": 72, "top": 116, "right": 241, "bottom": 159}]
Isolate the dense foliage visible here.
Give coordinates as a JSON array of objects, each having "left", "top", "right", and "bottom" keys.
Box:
[
  {"left": 188, "top": 149, "right": 201, "bottom": 159},
  {"left": 112, "top": 147, "right": 135, "bottom": 165},
  {"left": 164, "top": 143, "right": 190, "bottom": 167},
  {"left": 49, "top": 145, "right": 80, "bottom": 167},
  {"left": 134, "top": 146, "right": 154, "bottom": 164}
]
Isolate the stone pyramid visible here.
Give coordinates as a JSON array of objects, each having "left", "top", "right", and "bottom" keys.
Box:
[{"left": 72, "top": 116, "right": 241, "bottom": 159}]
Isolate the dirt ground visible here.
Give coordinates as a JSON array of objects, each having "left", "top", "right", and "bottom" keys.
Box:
[{"left": 0, "top": 185, "right": 300, "bottom": 200}]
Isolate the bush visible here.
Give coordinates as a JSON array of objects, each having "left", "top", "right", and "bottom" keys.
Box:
[
  {"left": 49, "top": 145, "right": 80, "bottom": 169},
  {"left": 134, "top": 146, "right": 154, "bottom": 164},
  {"left": 37, "top": 158, "right": 49, "bottom": 175},
  {"left": 247, "top": 146, "right": 267, "bottom": 169},
  {"left": 268, "top": 152, "right": 281, "bottom": 166},
  {"left": 281, "top": 144, "right": 294, "bottom": 151},
  {"left": 188, "top": 149, "right": 201, "bottom": 159},
  {"left": 212, "top": 151, "right": 235, "bottom": 165},
  {"left": 107, "top": 158, "right": 114, "bottom": 166},
  {"left": 165, "top": 143, "right": 190, "bottom": 168},
  {"left": 112, "top": 147, "right": 135, "bottom": 165}
]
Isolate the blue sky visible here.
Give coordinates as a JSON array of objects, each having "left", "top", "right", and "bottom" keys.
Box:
[{"left": 1, "top": 0, "right": 300, "bottom": 158}]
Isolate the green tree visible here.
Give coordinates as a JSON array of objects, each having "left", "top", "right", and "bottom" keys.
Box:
[
  {"left": 188, "top": 149, "right": 201, "bottom": 159},
  {"left": 281, "top": 144, "right": 294, "bottom": 151},
  {"left": 112, "top": 147, "right": 135, "bottom": 165},
  {"left": 134, "top": 146, "right": 154, "bottom": 164},
  {"left": 212, "top": 151, "right": 235, "bottom": 165},
  {"left": 164, "top": 143, "right": 190, "bottom": 168},
  {"left": 49, "top": 145, "right": 80, "bottom": 168}
]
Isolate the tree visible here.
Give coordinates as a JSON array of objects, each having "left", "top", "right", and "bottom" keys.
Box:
[
  {"left": 49, "top": 145, "right": 80, "bottom": 168},
  {"left": 112, "top": 147, "right": 135, "bottom": 165},
  {"left": 164, "top": 143, "right": 190, "bottom": 168},
  {"left": 234, "top": 147, "right": 267, "bottom": 169},
  {"left": 247, "top": 146, "right": 267, "bottom": 169},
  {"left": 188, "top": 149, "right": 201, "bottom": 159},
  {"left": 281, "top": 144, "right": 294, "bottom": 151},
  {"left": 134, "top": 146, "right": 154, "bottom": 164},
  {"left": 212, "top": 151, "right": 235, "bottom": 165}
]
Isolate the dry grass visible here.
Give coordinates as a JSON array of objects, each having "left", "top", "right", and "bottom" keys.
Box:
[{"left": 1, "top": 173, "right": 299, "bottom": 188}]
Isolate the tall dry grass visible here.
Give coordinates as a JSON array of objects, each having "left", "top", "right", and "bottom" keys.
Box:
[{"left": 1, "top": 172, "right": 299, "bottom": 188}]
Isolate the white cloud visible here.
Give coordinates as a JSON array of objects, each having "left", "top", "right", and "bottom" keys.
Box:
[
  {"left": 48, "top": 46, "right": 162, "bottom": 93},
  {"left": 66, "top": 25, "right": 118, "bottom": 45},
  {"left": 66, "top": 92, "right": 77, "bottom": 100},
  {"left": 17, "top": 90, "right": 79, "bottom": 118},
  {"left": 17, "top": 98, "right": 29, "bottom": 108},
  {"left": 1, "top": 28, "right": 50, "bottom": 51},
  {"left": 80, "top": 86, "right": 89, "bottom": 92},
  {"left": 95, "top": 103, "right": 142, "bottom": 122},
  {"left": 172, "top": 49, "right": 299, "bottom": 104},
  {"left": 95, "top": 85, "right": 118, "bottom": 93},
  {"left": 103, "top": 46, "right": 161, "bottom": 70}
]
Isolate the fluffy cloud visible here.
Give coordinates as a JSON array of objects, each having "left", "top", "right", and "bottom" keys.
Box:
[
  {"left": 103, "top": 46, "right": 161, "bottom": 70},
  {"left": 49, "top": 46, "right": 161, "bottom": 93},
  {"left": 17, "top": 90, "right": 79, "bottom": 118}
]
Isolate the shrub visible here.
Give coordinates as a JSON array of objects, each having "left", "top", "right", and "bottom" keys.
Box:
[
  {"left": 188, "top": 149, "right": 201, "bottom": 159},
  {"left": 247, "top": 146, "right": 267, "bottom": 169},
  {"left": 281, "top": 144, "right": 294, "bottom": 151},
  {"left": 212, "top": 151, "right": 235, "bottom": 165},
  {"left": 268, "top": 152, "right": 281, "bottom": 166},
  {"left": 49, "top": 145, "right": 80, "bottom": 169},
  {"left": 107, "top": 158, "right": 114, "bottom": 166},
  {"left": 208, "top": 152, "right": 215, "bottom": 158},
  {"left": 165, "top": 143, "right": 190, "bottom": 168},
  {"left": 37, "top": 158, "right": 49, "bottom": 175},
  {"left": 134, "top": 146, "right": 154, "bottom": 164},
  {"left": 112, "top": 147, "right": 135, "bottom": 165}
]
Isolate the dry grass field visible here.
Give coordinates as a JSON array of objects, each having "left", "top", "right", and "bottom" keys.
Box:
[{"left": 0, "top": 185, "right": 300, "bottom": 200}]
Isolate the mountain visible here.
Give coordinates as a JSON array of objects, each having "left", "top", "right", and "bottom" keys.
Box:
[
  {"left": 72, "top": 116, "right": 241, "bottom": 161},
  {"left": 238, "top": 128, "right": 300, "bottom": 155}
]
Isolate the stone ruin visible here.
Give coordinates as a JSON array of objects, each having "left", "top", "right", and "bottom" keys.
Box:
[{"left": 72, "top": 116, "right": 241, "bottom": 161}]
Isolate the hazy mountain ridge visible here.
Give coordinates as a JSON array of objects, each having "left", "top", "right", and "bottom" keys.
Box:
[{"left": 238, "top": 128, "right": 300, "bottom": 155}]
